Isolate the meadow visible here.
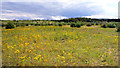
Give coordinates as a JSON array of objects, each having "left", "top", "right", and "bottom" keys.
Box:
[{"left": 2, "top": 25, "right": 118, "bottom": 66}]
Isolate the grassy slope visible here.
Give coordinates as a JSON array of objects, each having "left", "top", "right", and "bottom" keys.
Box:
[{"left": 2, "top": 25, "right": 118, "bottom": 66}]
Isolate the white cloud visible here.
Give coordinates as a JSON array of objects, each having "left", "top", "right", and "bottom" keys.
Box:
[
  {"left": 83, "top": 15, "right": 118, "bottom": 19},
  {"left": 50, "top": 16, "right": 67, "bottom": 20},
  {"left": 1, "top": 9, "right": 67, "bottom": 20},
  {"left": 1, "top": 10, "right": 45, "bottom": 20},
  {"left": 1, "top": 0, "right": 119, "bottom": 20}
]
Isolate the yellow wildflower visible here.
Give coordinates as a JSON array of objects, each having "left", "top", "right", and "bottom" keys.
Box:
[
  {"left": 85, "top": 51, "right": 88, "bottom": 53},
  {"left": 28, "top": 50, "right": 31, "bottom": 52},
  {"left": 62, "top": 56, "right": 65, "bottom": 59},
  {"left": 15, "top": 50, "right": 20, "bottom": 53},
  {"left": 58, "top": 55, "right": 60, "bottom": 57},
  {"left": 63, "top": 61, "right": 65, "bottom": 62}
]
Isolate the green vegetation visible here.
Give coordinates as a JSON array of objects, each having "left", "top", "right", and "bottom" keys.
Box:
[
  {"left": 5, "top": 22, "right": 15, "bottom": 29},
  {"left": 117, "top": 23, "right": 120, "bottom": 32},
  {"left": 101, "top": 24, "right": 107, "bottom": 28},
  {"left": 86, "top": 23, "right": 92, "bottom": 26},
  {"left": 2, "top": 25, "right": 118, "bottom": 66},
  {"left": 1, "top": 18, "right": 119, "bottom": 66}
]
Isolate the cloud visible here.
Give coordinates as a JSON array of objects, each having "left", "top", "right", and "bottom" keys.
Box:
[
  {"left": 83, "top": 15, "right": 118, "bottom": 19},
  {"left": 50, "top": 16, "right": 67, "bottom": 20},
  {"left": 1, "top": 0, "right": 119, "bottom": 20},
  {"left": 1, "top": 10, "right": 45, "bottom": 20}
]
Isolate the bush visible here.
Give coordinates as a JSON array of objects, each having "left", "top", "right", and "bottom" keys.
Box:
[
  {"left": 117, "top": 23, "right": 120, "bottom": 32},
  {"left": 26, "top": 23, "right": 29, "bottom": 26},
  {"left": 101, "top": 24, "right": 107, "bottom": 28},
  {"left": 70, "top": 22, "right": 76, "bottom": 27},
  {"left": 35, "top": 23, "right": 40, "bottom": 26},
  {"left": 2, "top": 23, "right": 6, "bottom": 27},
  {"left": 95, "top": 23, "right": 99, "bottom": 25},
  {"left": 63, "top": 23, "right": 67, "bottom": 25},
  {"left": 43, "top": 23, "right": 49, "bottom": 26},
  {"left": 80, "top": 23, "right": 84, "bottom": 26},
  {"left": 15, "top": 23, "right": 20, "bottom": 27},
  {"left": 48, "top": 23, "right": 52, "bottom": 26},
  {"left": 86, "top": 23, "right": 92, "bottom": 26},
  {"left": 6, "top": 22, "right": 15, "bottom": 29},
  {"left": 58, "top": 23, "right": 62, "bottom": 26},
  {"left": 40, "top": 23, "right": 47, "bottom": 26},
  {"left": 91, "top": 22, "right": 94, "bottom": 25},
  {"left": 100, "top": 23, "right": 102, "bottom": 25},
  {"left": 67, "top": 23, "right": 71, "bottom": 25},
  {"left": 30, "top": 23, "right": 35, "bottom": 26},
  {"left": 107, "top": 23, "right": 116, "bottom": 28},
  {"left": 76, "top": 23, "right": 81, "bottom": 28},
  {"left": 21, "top": 23, "right": 26, "bottom": 27},
  {"left": 117, "top": 27, "right": 120, "bottom": 32},
  {"left": 53, "top": 23, "right": 58, "bottom": 26}
]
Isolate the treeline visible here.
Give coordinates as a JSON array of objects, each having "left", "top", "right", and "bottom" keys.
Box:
[
  {"left": 1, "top": 17, "right": 120, "bottom": 32},
  {"left": 1, "top": 17, "right": 120, "bottom": 22},
  {"left": 53, "top": 17, "right": 120, "bottom": 22}
]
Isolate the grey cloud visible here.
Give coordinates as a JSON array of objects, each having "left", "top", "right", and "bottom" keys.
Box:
[{"left": 2, "top": 2, "right": 103, "bottom": 20}]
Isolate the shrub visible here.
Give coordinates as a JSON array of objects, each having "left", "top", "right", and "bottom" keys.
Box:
[
  {"left": 70, "top": 22, "right": 76, "bottom": 27},
  {"left": 76, "top": 23, "right": 81, "bottom": 28},
  {"left": 67, "top": 23, "right": 71, "bottom": 25},
  {"left": 15, "top": 23, "right": 21, "bottom": 27},
  {"left": 6, "top": 22, "right": 15, "bottom": 29},
  {"left": 91, "top": 22, "right": 94, "bottom": 25},
  {"left": 35, "top": 23, "right": 40, "bottom": 26},
  {"left": 95, "top": 23, "right": 99, "bottom": 25},
  {"left": 117, "top": 26, "right": 120, "bottom": 32},
  {"left": 80, "top": 23, "right": 84, "bottom": 26},
  {"left": 63, "top": 23, "right": 67, "bottom": 25},
  {"left": 86, "top": 23, "right": 92, "bottom": 26},
  {"left": 107, "top": 23, "right": 116, "bottom": 28},
  {"left": 30, "top": 23, "right": 35, "bottom": 26},
  {"left": 117, "top": 23, "right": 120, "bottom": 32},
  {"left": 101, "top": 24, "right": 107, "bottom": 28},
  {"left": 58, "top": 23, "right": 62, "bottom": 26},
  {"left": 41, "top": 23, "right": 47, "bottom": 26},
  {"left": 100, "top": 23, "right": 102, "bottom": 25},
  {"left": 21, "top": 23, "right": 26, "bottom": 27},
  {"left": 2, "top": 23, "right": 6, "bottom": 27},
  {"left": 26, "top": 23, "right": 29, "bottom": 26},
  {"left": 48, "top": 23, "right": 52, "bottom": 26},
  {"left": 53, "top": 23, "right": 58, "bottom": 26}
]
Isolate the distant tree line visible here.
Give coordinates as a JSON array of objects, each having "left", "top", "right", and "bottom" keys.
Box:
[
  {"left": 55, "top": 18, "right": 120, "bottom": 22},
  {"left": 0, "top": 17, "right": 120, "bottom": 22}
]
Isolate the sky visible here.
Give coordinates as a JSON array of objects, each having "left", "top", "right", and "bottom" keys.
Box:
[{"left": 0, "top": 0, "right": 119, "bottom": 20}]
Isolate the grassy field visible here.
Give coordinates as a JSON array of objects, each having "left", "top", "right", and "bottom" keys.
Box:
[
  {"left": 2, "top": 25, "right": 118, "bottom": 66},
  {"left": 0, "top": 26, "right": 2, "bottom": 67}
]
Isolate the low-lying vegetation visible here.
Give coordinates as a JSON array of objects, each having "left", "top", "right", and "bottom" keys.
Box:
[
  {"left": 1, "top": 18, "right": 119, "bottom": 66},
  {"left": 2, "top": 21, "right": 119, "bottom": 32},
  {"left": 2, "top": 26, "right": 118, "bottom": 66}
]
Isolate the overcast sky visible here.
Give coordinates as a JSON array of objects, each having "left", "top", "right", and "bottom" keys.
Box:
[{"left": 1, "top": 0, "right": 119, "bottom": 20}]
